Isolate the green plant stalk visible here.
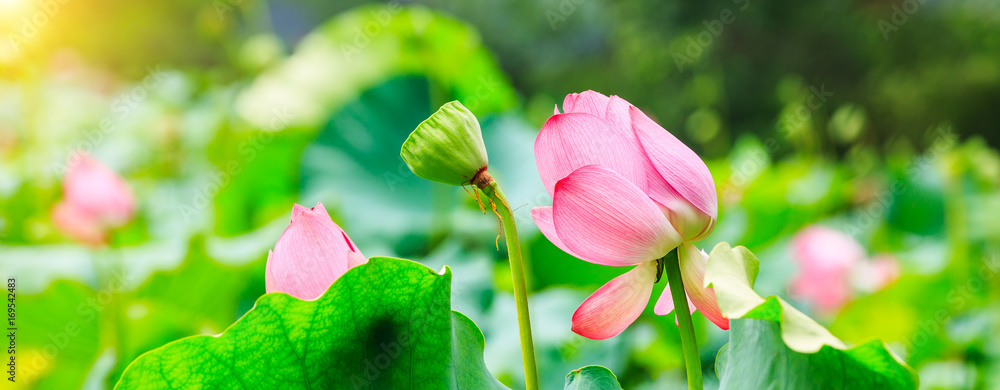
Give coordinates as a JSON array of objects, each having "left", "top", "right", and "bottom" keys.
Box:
[
  {"left": 110, "top": 249, "right": 126, "bottom": 365},
  {"left": 92, "top": 247, "right": 126, "bottom": 366},
  {"left": 479, "top": 180, "right": 539, "bottom": 390},
  {"left": 664, "top": 248, "right": 703, "bottom": 390}
]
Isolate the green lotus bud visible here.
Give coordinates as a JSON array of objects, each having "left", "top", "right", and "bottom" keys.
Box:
[{"left": 401, "top": 101, "right": 490, "bottom": 187}]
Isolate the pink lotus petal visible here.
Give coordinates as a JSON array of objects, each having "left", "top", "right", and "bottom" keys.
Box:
[
  {"left": 631, "top": 107, "right": 717, "bottom": 239},
  {"left": 851, "top": 255, "right": 899, "bottom": 293},
  {"left": 791, "top": 276, "right": 852, "bottom": 313},
  {"left": 63, "top": 153, "right": 136, "bottom": 227},
  {"left": 655, "top": 193, "right": 717, "bottom": 242},
  {"left": 653, "top": 283, "right": 696, "bottom": 317},
  {"left": 535, "top": 113, "right": 647, "bottom": 196},
  {"left": 863, "top": 254, "right": 900, "bottom": 291},
  {"left": 603, "top": 95, "right": 633, "bottom": 127},
  {"left": 51, "top": 200, "right": 106, "bottom": 245},
  {"left": 552, "top": 165, "right": 682, "bottom": 266},
  {"left": 572, "top": 261, "right": 657, "bottom": 340},
  {"left": 265, "top": 202, "right": 366, "bottom": 300},
  {"left": 792, "top": 225, "right": 864, "bottom": 273},
  {"left": 530, "top": 206, "right": 584, "bottom": 259},
  {"left": 789, "top": 225, "right": 864, "bottom": 313},
  {"left": 562, "top": 90, "right": 611, "bottom": 117},
  {"left": 264, "top": 250, "right": 278, "bottom": 292},
  {"left": 605, "top": 96, "right": 715, "bottom": 239},
  {"left": 679, "top": 243, "right": 729, "bottom": 330},
  {"left": 607, "top": 96, "right": 667, "bottom": 188},
  {"left": 347, "top": 249, "right": 369, "bottom": 269}
]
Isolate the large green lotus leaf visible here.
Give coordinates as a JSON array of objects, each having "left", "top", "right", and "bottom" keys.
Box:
[
  {"left": 705, "top": 243, "right": 918, "bottom": 389},
  {"left": 563, "top": 366, "right": 623, "bottom": 390},
  {"left": 114, "top": 257, "right": 507, "bottom": 389}
]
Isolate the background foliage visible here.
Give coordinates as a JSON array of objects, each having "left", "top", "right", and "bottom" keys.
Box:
[{"left": 2, "top": 0, "right": 999, "bottom": 388}]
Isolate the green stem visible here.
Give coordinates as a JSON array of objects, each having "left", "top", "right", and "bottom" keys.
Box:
[
  {"left": 110, "top": 249, "right": 126, "bottom": 363},
  {"left": 94, "top": 247, "right": 127, "bottom": 363},
  {"left": 663, "top": 248, "right": 703, "bottom": 390},
  {"left": 479, "top": 180, "right": 539, "bottom": 390}
]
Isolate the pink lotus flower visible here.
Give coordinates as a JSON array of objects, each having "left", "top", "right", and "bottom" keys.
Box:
[
  {"left": 52, "top": 154, "right": 136, "bottom": 245},
  {"left": 790, "top": 225, "right": 900, "bottom": 313},
  {"left": 265, "top": 202, "right": 367, "bottom": 300},
  {"left": 854, "top": 254, "right": 900, "bottom": 293},
  {"left": 531, "top": 91, "right": 725, "bottom": 340}
]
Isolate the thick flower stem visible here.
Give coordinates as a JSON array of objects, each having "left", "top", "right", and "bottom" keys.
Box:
[
  {"left": 478, "top": 179, "right": 539, "bottom": 390},
  {"left": 664, "top": 248, "right": 703, "bottom": 390}
]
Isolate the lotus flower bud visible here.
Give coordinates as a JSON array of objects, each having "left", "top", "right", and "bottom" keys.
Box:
[
  {"left": 52, "top": 153, "right": 136, "bottom": 245},
  {"left": 400, "top": 101, "right": 490, "bottom": 187},
  {"left": 265, "top": 202, "right": 367, "bottom": 300}
]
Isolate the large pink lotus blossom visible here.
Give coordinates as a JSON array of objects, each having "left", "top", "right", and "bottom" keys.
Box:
[
  {"left": 52, "top": 153, "right": 136, "bottom": 245},
  {"left": 531, "top": 90, "right": 725, "bottom": 340},
  {"left": 265, "top": 202, "right": 367, "bottom": 300},
  {"left": 790, "top": 225, "right": 900, "bottom": 313}
]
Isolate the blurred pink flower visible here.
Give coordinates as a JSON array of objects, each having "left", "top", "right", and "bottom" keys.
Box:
[
  {"left": 265, "top": 202, "right": 367, "bottom": 300},
  {"left": 530, "top": 91, "right": 725, "bottom": 340},
  {"left": 853, "top": 254, "right": 901, "bottom": 294},
  {"left": 790, "top": 225, "right": 900, "bottom": 313},
  {"left": 52, "top": 153, "right": 136, "bottom": 245}
]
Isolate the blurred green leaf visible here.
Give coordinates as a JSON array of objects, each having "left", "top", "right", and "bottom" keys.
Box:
[
  {"left": 16, "top": 281, "right": 100, "bottom": 390},
  {"left": 300, "top": 75, "right": 447, "bottom": 255},
  {"left": 110, "top": 237, "right": 266, "bottom": 383},
  {"left": 13, "top": 236, "right": 266, "bottom": 389},
  {"left": 527, "top": 233, "right": 627, "bottom": 291},
  {"left": 115, "top": 257, "right": 507, "bottom": 389},
  {"left": 235, "top": 5, "right": 517, "bottom": 131},
  {"left": 737, "top": 160, "right": 849, "bottom": 248},
  {"left": 706, "top": 242, "right": 918, "bottom": 389}
]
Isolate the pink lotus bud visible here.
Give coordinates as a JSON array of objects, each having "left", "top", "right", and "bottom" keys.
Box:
[
  {"left": 264, "top": 202, "right": 367, "bottom": 300},
  {"left": 52, "top": 153, "right": 136, "bottom": 245}
]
